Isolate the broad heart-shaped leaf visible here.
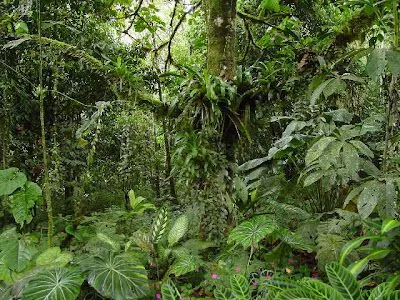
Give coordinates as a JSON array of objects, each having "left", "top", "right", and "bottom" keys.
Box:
[
  {"left": 167, "top": 254, "right": 203, "bottom": 277},
  {"left": 0, "top": 238, "right": 37, "bottom": 272},
  {"left": 230, "top": 274, "right": 250, "bottom": 299},
  {"left": 36, "top": 247, "right": 72, "bottom": 268},
  {"left": 168, "top": 214, "right": 189, "bottom": 247},
  {"left": 366, "top": 48, "right": 387, "bottom": 79},
  {"left": 357, "top": 181, "right": 384, "bottom": 219},
  {"left": 84, "top": 252, "right": 149, "bottom": 299},
  {"left": 326, "top": 263, "right": 361, "bottom": 300},
  {"left": 9, "top": 182, "right": 42, "bottom": 227},
  {"left": 381, "top": 219, "right": 400, "bottom": 234},
  {"left": 227, "top": 215, "right": 278, "bottom": 248},
  {"left": 21, "top": 268, "right": 84, "bottom": 300},
  {"left": 161, "top": 280, "right": 180, "bottom": 300},
  {"left": 300, "top": 279, "right": 345, "bottom": 300},
  {"left": 0, "top": 168, "right": 27, "bottom": 196},
  {"left": 305, "top": 137, "right": 336, "bottom": 166}
]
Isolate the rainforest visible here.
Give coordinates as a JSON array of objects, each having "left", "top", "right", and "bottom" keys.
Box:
[{"left": 1, "top": 0, "right": 400, "bottom": 299}]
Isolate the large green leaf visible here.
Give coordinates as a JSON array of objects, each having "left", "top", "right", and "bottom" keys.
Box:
[
  {"left": 387, "top": 50, "right": 400, "bottom": 76},
  {"left": 378, "top": 180, "right": 397, "bottom": 219},
  {"left": 310, "top": 78, "right": 334, "bottom": 106},
  {"left": 227, "top": 215, "right": 278, "bottom": 248},
  {"left": 303, "top": 170, "right": 325, "bottom": 187},
  {"left": 342, "top": 143, "right": 359, "bottom": 173},
  {"left": 323, "top": 78, "right": 347, "bottom": 99},
  {"left": 238, "top": 157, "right": 269, "bottom": 172},
  {"left": 349, "top": 140, "right": 374, "bottom": 158},
  {"left": 260, "top": 0, "right": 280, "bottom": 12},
  {"left": 305, "top": 137, "right": 336, "bottom": 166},
  {"left": 128, "top": 190, "right": 155, "bottom": 213},
  {"left": 152, "top": 207, "right": 168, "bottom": 244},
  {"left": 230, "top": 274, "right": 250, "bottom": 299},
  {"left": 0, "top": 168, "right": 27, "bottom": 196},
  {"left": 381, "top": 291, "right": 400, "bottom": 300},
  {"left": 300, "top": 279, "right": 345, "bottom": 300},
  {"left": 0, "top": 238, "right": 37, "bottom": 272},
  {"left": 84, "top": 252, "right": 149, "bottom": 299},
  {"left": 168, "top": 254, "right": 203, "bottom": 277},
  {"left": 9, "top": 182, "right": 42, "bottom": 227},
  {"left": 324, "top": 109, "right": 354, "bottom": 123},
  {"left": 168, "top": 214, "right": 189, "bottom": 247},
  {"left": 366, "top": 48, "right": 386, "bottom": 79},
  {"left": 276, "top": 288, "right": 320, "bottom": 300},
  {"left": 339, "top": 235, "right": 379, "bottom": 265},
  {"left": 369, "top": 282, "right": 396, "bottom": 300},
  {"left": 36, "top": 247, "right": 73, "bottom": 268},
  {"left": 21, "top": 268, "right": 84, "bottom": 300},
  {"left": 348, "top": 249, "right": 391, "bottom": 277},
  {"left": 161, "top": 280, "right": 180, "bottom": 300},
  {"left": 343, "top": 185, "right": 364, "bottom": 208},
  {"left": 357, "top": 181, "right": 383, "bottom": 219},
  {"left": 381, "top": 219, "right": 400, "bottom": 234},
  {"left": 0, "top": 281, "right": 12, "bottom": 300},
  {"left": 214, "top": 287, "right": 232, "bottom": 300},
  {"left": 326, "top": 263, "right": 361, "bottom": 300}
]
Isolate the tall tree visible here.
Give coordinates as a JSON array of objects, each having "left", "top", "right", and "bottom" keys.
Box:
[{"left": 205, "top": 0, "right": 237, "bottom": 81}]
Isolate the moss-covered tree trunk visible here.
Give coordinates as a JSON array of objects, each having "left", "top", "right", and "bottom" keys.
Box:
[{"left": 205, "top": 0, "right": 237, "bottom": 81}]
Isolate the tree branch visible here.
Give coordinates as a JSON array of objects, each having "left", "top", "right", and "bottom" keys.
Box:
[
  {"left": 123, "top": 0, "right": 144, "bottom": 34},
  {"left": 164, "top": 2, "right": 201, "bottom": 71},
  {"left": 237, "top": 10, "right": 299, "bottom": 39}
]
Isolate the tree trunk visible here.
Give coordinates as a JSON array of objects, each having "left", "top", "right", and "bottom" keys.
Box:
[{"left": 205, "top": 0, "right": 237, "bottom": 81}]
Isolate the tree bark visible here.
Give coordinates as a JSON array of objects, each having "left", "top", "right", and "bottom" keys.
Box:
[{"left": 205, "top": 0, "right": 237, "bottom": 81}]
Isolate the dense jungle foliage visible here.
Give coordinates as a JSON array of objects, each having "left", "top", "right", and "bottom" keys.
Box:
[{"left": 1, "top": 0, "right": 400, "bottom": 299}]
